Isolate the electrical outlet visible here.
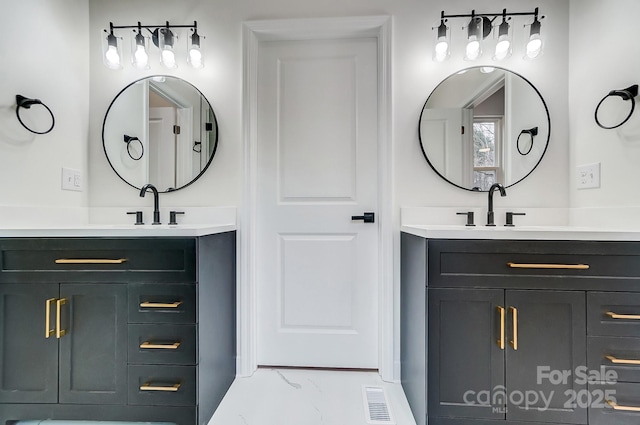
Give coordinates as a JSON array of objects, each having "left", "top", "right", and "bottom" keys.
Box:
[
  {"left": 61, "top": 167, "right": 83, "bottom": 191},
  {"left": 577, "top": 163, "right": 600, "bottom": 189}
]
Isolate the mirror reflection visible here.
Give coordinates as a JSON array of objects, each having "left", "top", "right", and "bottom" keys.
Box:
[
  {"left": 419, "top": 66, "right": 550, "bottom": 191},
  {"left": 102, "top": 76, "right": 218, "bottom": 192}
]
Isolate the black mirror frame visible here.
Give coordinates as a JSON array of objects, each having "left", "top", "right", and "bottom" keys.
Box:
[
  {"left": 418, "top": 66, "right": 551, "bottom": 192},
  {"left": 101, "top": 75, "right": 219, "bottom": 192}
]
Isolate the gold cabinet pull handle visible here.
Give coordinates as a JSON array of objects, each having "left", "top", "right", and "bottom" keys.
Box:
[
  {"left": 510, "top": 306, "right": 518, "bottom": 350},
  {"left": 55, "top": 258, "right": 127, "bottom": 264},
  {"left": 140, "top": 382, "right": 181, "bottom": 392},
  {"left": 140, "top": 341, "right": 181, "bottom": 350},
  {"left": 606, "top": 311, "right": 640, "bottom": 320},
  {"left": 507, "top": 262, "right": 589, "bottom": 270},
  {"left": 45, "top": 298, "right": 56, "bottom": 338},
  {"left": 56, "top": 298, "right": 67, "bottom": 339},
  {"left": 606, "top": 355, "right": 640, "bottom": 365},
  {"left": 607, "top": 399, "right": 640, "bottom": 412},
  {"left": 140, "top": 301, "right": 183, "bottom": 308},
  {"left": 497, "top": 306, "right": 505, "bottom": 350}
]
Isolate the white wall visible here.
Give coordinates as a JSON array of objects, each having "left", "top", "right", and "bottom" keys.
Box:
[
  {"left": 569, "top": 0, "right": 640, "bottom": 227},
  {"left": 0, "top": 0, "right": 89, "bottom": 209},
  {"left": 88, "top": 0, "right": 570, "bottom": 213}
]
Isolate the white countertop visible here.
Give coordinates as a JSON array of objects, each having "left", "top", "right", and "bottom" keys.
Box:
[
  {"left": 401, "top": 224, "right": 640, "bottom": 241},
  {"left": 0, "top": 223, "right": 236, "bottom": 238}
]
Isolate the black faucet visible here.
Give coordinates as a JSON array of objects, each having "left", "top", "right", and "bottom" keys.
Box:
[
  {"left": 140, "top": 183, "right": 161, "bottom": 225},
  {"left": 486, "top": 183, "right": 507, "bottom": 226}
]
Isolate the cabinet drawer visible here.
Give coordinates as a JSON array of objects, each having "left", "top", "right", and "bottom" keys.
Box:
[
  {"left": 588, "top": 292, "right": 640, "bottom": 337},
  {"left": 428, "top": 240, "right": 640, "bottom": 290},
  {"left": 589, "top": 382, "right": 640, "bottom": 425},
  {"left": 128, "top": 324, "right": 196, "bottom": 365},
  {"left": 0, "top": 238, "right": 195, "bottom": 283},
  {"left": 128, "top": 365, "right": 196, "bottom": 406},
  {"left": 129, "top": 284, "right": 196, "bottom": 324},
  {"left": 589, "top": 336, "right": 640, "bottom": 383}
]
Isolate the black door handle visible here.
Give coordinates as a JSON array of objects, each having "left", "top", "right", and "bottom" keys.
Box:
[{"left": 351, "top": 212, "right": 375, "bottom": 223}]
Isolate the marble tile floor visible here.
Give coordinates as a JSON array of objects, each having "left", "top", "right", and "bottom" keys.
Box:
[{"left": 208, "top": 368, "right": 418, "bottom": 425}]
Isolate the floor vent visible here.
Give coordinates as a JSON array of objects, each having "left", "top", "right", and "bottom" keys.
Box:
[{"left": 362, "top": 386, "right": 394, "bottom": 424}]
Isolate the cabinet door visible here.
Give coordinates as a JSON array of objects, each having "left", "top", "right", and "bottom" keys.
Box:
[
  {"left": 428, "top": 288, "right": 505, "bottom": 419},
  {"left": 0, "top": 284, "right": 59, "bottom": 403},
  {"left": 58, "top": 283, "right": 127, "bottom": 405},
  {"left": 505, "top": 290, "right": 587, "bottom": 424}
]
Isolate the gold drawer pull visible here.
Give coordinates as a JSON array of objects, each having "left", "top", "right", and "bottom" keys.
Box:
[
  {"left": 55, "top": 258, "right": 127, "bottom": 264},
  {"left": 507, "top": 262, "right": 589, "bottom": 270},
  {"left": 140, "top": 341, "right": 181, "bottom": 350},
  {"left": 56, "top": 298, "right": 67, "bottom": 339},
  {"left": 606, "top": 311, "right": 640, "bottom": 320},
  {"left": 510, "top": 306, "right": 518, "bottom": 350},
  {"left": 497, "top": 306, "right": 505, "bottom": 350},
  {"left": 140, "top": 301, "right": 183, "bottom": 308},
  {"left": 606, "top": 355, "right": 640, "bottom": 365},
  {"left": 45, "top": 298, "right": 56, "bottom": 338},
  {"left": 140, "top": 382, "right": 181, "bottom": 392},
  {"left": 607, "top": 399, "right": 640, "bottom": 412}
]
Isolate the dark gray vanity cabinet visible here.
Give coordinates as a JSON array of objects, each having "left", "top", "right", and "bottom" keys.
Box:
[
  {"left": 0, "top": 282, "right": 127, "bottom": 405},
  {"left": 401, "top": 234, "right": 640, "bottom": 425},
  {"left": 0, "top": 232, "right": 236, "bottom": 425},
  {"left": 429, "top": 288, "right": 586, "bottom": 424}
]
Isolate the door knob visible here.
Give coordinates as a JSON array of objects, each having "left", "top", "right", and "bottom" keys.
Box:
[{"left": 351, "top": 212, "right": 375, "bottom": 223}]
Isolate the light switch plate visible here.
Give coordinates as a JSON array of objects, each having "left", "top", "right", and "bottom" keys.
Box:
[
  {"left": 61, "top": 167, "right": 83, "bottom": 191},
  {"left": 577, "top": 163, "right": 600, "bottom": 189}
]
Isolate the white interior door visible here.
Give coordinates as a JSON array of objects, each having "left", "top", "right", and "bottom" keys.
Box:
[
  {"left": 256, "top": 37, "right": 379, "bottom": 368},
  {"left": 148, "top": 106, "right": 176, "bottom": 190}
]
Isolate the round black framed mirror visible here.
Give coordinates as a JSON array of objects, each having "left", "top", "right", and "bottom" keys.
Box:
[
  {"left": 102, "top": 75, "right": 219, "bottom": 192},
  {"left": 419, "top": 66, "right": 550, "bottom": 191}
]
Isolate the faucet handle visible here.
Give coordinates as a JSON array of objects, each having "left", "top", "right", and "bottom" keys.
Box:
[
  {"left": 456, "top": 211, "right": 476, "bottom": 227},
  {"left": 127, "top": 211, "right": 144, "bottom": 225},
  {"left": 505, "top": 212, "right": 526, "bottom": 227},
  {"left": 169, "top": 211, "right": 185, "bottom": 225}
]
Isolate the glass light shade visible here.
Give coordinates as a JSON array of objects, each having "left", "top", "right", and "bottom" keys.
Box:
[
  {"left": 131, "top": 33, "right": 149, "bottom": 69},
  {"left": 464, "top": 17, "right": 483, "bottom": 61},
  {"left": 188, "top": 32, "right": 204, "bottom": 68},
  {"left": 102, "top": 32, "right": 123, "bottom": 70},
  {"left": 524, "top": 18, "right": 543, "bottom": 60},
  {"left": 158, "top": 28, "right": 177, "bottom": 68},
  {"left": 493, "top": 20, "right": 512, "bottom": 61},
  {"left": 433, "top": 21, "right": 450, "bottom": 62}
]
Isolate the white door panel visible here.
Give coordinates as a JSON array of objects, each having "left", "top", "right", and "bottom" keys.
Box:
[{"left": 257, "top": 37, "right": 379, "bottom": 368}]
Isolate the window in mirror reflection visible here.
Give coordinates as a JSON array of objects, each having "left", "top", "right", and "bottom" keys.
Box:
[{"left": 472, "top": 117, "right": 502, "bottom": 191}]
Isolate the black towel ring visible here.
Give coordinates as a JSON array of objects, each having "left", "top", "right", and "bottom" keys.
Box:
[
  {"left": 517, "top": 127, "right": 538, "bottom": 156},
  {"left": 594, "top": 84, "right": 638, "bottom": 129},
  {"left": 123, "top": 135, "right": 144, "bottom": 160},
  {"left": 15, "top": 95, "right": 55, "bottom": 134}
]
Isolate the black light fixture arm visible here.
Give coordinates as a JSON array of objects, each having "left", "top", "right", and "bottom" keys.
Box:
[
  {"left": 109, "top": 20, "right": 198, "bottom": 32},
  {"left": 440, "top": 7, "right": 540, "bottom": 20}
]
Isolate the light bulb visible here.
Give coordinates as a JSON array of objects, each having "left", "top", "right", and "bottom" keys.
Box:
[
  {"left": 526, "top": 36, "right": 543, "bottom": 59},
  {"left": 133, "top": 45, "right": 148, "bottom": 68},
  {"left": 188, "top": 46, "right": 203, "bottom": 68},
  {"left": 494, "top": 39, "right": 511, "bottom": 60},
  {"left": 105, "top": 45, "right": 121, "bottom": 67},
  {"left": 434, "top": 40, "right": 449, "bottom": 62},
  {"left": 162, "top": 47, "right": 176, "bottom": 68},
  {"left": 465, "top": 39, "right": 481, "bottom": 61}
]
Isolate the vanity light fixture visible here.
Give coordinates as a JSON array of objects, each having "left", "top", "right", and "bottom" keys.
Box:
[
  {"left": 433, "top": 14, "right": 450, "bottom": 63},
  {"left": 102, "top": 21, "right": 204, "bottom": 70},
  {"left": 433, "top": 8, "right": 544, "bottom": 62},
  {"left": 525, "top": 11, "right": 544, "bottom": 59}
]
